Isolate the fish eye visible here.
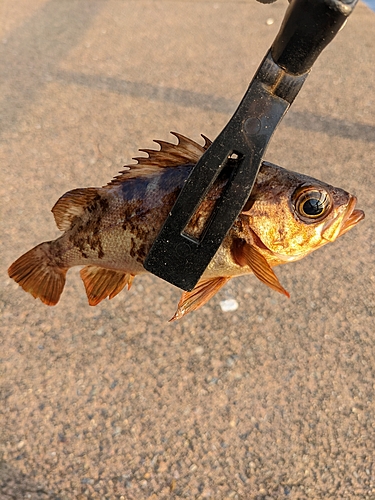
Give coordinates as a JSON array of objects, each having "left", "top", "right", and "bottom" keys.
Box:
[{"left": 293, "top": 187, "right": 332, "bottom": 222}]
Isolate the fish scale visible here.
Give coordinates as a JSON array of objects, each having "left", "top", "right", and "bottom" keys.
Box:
[{"left": 8, "top": 133, "right": 364, "bottom": 321}]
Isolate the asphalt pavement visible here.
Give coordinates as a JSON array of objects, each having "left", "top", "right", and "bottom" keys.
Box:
[{"left": 1, "top": 0, "right": 375, "bottom": 498}]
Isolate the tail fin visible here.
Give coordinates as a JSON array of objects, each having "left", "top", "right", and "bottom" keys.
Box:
[{"left": 8, "top": 242, "right": 67, "bottom": 305}]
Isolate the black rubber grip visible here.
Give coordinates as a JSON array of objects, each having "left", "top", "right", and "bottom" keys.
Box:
[{"left": 272, "top": 0, "right": 358, "bottom": 75}]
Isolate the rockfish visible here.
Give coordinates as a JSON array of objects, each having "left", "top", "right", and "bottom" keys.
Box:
[{"left": 8, "top": 133, "right": 364, "bottom": 320}]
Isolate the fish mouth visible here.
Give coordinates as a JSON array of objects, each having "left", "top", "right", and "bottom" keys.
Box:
[
  {"left": 322, "top": 195, "right": 364, "bottom": 241},
  {"left": 339, "top": 208, "right": 365, "bottom": 236},
  {"left": 338, "top": 196, "right": 365, "bottom": 237}
]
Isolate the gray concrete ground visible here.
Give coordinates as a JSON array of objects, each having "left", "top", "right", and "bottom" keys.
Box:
[{"left": 1, "top": 0, "right": 374, "bottom": 498}]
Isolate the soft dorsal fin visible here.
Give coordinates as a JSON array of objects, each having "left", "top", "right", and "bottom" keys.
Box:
[
  {"left": 51, "top": 187, "right": 99, "bottom": 231},
  {"left": 232, "top": 239, "right": 290, "bottom": 298},
  {"left": 107, "top": 132, "right": 211, "bottom": 186}
]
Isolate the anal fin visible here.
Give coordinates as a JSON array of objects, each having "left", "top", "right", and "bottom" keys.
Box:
[
  {"left": 80, "top": 266, "right": 134, "bottom": 306},
  {"left": 170, "top": 276, "right": 230, "bottom": 321}
]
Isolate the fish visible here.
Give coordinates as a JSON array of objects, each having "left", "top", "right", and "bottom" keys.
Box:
[{"left": 8, "top": 132, "right": 364, "bottom": 320}]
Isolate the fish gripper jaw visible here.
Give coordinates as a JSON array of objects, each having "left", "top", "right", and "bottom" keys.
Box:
[{"left": 144, "top": 0, "right": 358, "bottom": 291}]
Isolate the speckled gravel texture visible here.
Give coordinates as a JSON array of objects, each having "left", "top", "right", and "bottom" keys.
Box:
[{"left": 1, "top": 1, "right": 375, "bottom": 499}]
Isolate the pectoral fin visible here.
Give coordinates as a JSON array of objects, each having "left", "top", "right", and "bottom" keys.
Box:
[
  {"left": 232, "top": 239, "right": 289, "bottom": 298},
  {"left": 170, "top": 276, "right": 230, "bottom": 321},
  {"left": 80, "top": 266, "right": 134, "bottom": 306}
]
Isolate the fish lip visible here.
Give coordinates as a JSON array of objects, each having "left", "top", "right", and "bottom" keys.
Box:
[
  {"left": 339, "top": 206, "right": 365, "bottom": 236},
  {"left": 339, "top": 195, "right": 365, "bottom": 236},
  {"left": 322, "top": 195, "right": 364, "bottom": 240}
]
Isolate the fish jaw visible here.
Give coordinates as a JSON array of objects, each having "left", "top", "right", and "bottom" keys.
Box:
[{"left": 321, "top": 195, "right": 365, "bottom": 242}]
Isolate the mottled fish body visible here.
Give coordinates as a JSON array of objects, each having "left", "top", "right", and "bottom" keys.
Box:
[{"left": 8, "top": 133, "right": 364, "bottom": 320}]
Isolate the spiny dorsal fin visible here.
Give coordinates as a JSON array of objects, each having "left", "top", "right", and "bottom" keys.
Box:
[
  {"left": 232, "top": 239, "right": 290, "bottom": 298},
  {"left": 107, "top": 132, "right": 211, "bottom": 186},
  {"left": 52, "top": 187, "right": 99, "bottom": 231},
  {"left": 170, "top": 276, "right": 230, "bottom": 321},
  {"left": 80, "top": 265, "right": 134, "bottom": 306}
]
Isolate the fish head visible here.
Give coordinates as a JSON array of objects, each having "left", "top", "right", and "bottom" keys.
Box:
[{"left": 241, "top": 161, "right": 364, "bottom": 263}]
